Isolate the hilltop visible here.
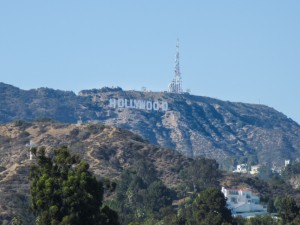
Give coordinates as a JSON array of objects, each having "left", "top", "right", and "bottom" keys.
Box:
[{"left": 1, "top": 82, "right": 300, "bottom": 167}]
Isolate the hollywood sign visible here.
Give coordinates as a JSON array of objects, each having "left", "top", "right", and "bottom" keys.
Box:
[{"left": 109, "top": 98, "right": 168, "bottom": 111}]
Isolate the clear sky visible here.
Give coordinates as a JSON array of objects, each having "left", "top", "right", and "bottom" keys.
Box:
[{"left": 0, "top": 1, "right": 300, "bottom": 123}]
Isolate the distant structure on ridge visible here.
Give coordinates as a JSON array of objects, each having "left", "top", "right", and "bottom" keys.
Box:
[{"left": 168, "top": 40, "right": 183, "bottom": 94}]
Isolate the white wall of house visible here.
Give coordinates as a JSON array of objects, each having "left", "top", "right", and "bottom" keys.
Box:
[
  {"left": 234, "top": 164, "right": 248, "bottom": 173},
  {"left": 221, "top": 187, "right": 267, "bottom": 218},
  {"left": 250, "top": 165, "right": 260, "bottom": 174}
]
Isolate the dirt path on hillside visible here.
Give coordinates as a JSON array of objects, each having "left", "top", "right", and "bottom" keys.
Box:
[
  {"left": 0, "top": 163, "right": 20, "bottom": 184},
  {"left": 86, "top": 146, "right": 101, "bottom": 166}
]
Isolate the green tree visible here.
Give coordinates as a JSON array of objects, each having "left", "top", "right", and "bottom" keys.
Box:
[
  {"left": 282, "top": 161, "right": 300, "bottom": 181},
  {"left": 180, "top": 158, "right": 221, "bottom": 193},
  {"left": 30, "top": 146, "right": 119, "bottom": 225},
  {"left": 267, "top": 199, "right": 276, "bottom": 213},
  {"left": 112, "top": 160, "right": 175, "bottom": 224},
  {"left": 187, "top": 187, "right": 233, "bottom": 225},
  {"left": 144, "top": 180, "right": 174, "bottom": 212},
  {"left": 278, "top": 196, "right": 299, "bottom": 224},
  {"left": 258, "top": 164, "right": 274, "bottom": 181},
  {"left": 244, "top": 215, "right": 278, "bottom": 225},
  {"left": 12, "top": 216, "right": 23, "bottom": 225}
]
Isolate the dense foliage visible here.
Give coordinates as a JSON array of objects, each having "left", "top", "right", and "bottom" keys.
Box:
[
  {"left": 110, "top": 160, "right": 176, "bottom": 224},
  {"left": 179, "top": 158, "right": 221, "bottom": 193},
  {"left": 109, "top": 157, "right": 300, "bottom": 225},
  {"left": 187, "top": 187, "right": 233, "bottom": 225},
  {"left": 277, "top": 196, "right": 300, "bottom": 224},
  {"left": 282, "top": 161, "right": 300, "bottom": 180},
  {"left": 29, "top": 146, "right": 119, "bottom": 225},
  {"left": 153, "top": 187, "right": 234, "bottom": 225}
]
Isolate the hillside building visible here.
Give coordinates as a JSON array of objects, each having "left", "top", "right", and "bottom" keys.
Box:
[
  {"left": 285, "top": 159, "right": 291, "bottom": 167},
  {"left": 250, "top": 165, "right": 261, "bottom": 175},
  {"left": 221, "top": 187, "right": 267, "bottom": 218},
  {"left": 233, "top": 164, "right": 248, "bottom": 173}
]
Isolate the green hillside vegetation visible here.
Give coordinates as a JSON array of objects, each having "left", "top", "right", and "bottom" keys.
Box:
[
  {"left": 29, "top": 146, "right": 119, "bottom": 225},
  {"left": 109, "top": 160, "right": 175, "bottom": 224},
  {"left": 1, "top": 121, "right": 300, "bottom": 224},
  {"left": 28, "top": 146, "right": 232, "bottom": 225},
  {"left": 282, "top": 161, "right": 300, "bottom": 180},
  {"left": 27, "top": 147, "right": 300, "bottom": 225}
]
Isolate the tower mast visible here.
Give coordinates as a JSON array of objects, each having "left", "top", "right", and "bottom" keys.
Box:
[{"left": 168, "top": 39, "right": 183, "bottom": 93}]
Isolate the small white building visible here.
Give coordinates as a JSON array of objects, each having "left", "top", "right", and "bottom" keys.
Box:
[
  {"left": 285, "top": 160, "right": 291, "bottom": 167},
  {"left": 250, "top": 165, "right": 261, "bottom": 175},
  {"left": 221, "top": 187, "right": 267, "bottom": 218},
  {"left": 233, "top": 164, "right": 248, "bottom": 173}
]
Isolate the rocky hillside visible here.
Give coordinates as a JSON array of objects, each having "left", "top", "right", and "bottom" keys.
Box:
[
  {"left": 0, "top": 121, "right": 190, "bottom": 223},
  {"left": 1, "top": 82, "right": 300, "bottom": 167}
]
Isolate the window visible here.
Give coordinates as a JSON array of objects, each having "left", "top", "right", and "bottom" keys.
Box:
[{"left": 231, "top": 197, "right": 237, "bottom": 203}]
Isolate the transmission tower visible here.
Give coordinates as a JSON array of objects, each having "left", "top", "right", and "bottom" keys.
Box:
[{"left": 168, "top": 39, "right": 183, "bottom": 94}]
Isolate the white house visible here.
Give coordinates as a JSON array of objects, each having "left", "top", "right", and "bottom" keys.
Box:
[
  {"left": 250, "top": 165, "right": 260, "bottom": 175},
  {"left": 221, "top": 187, "right": 267, "bottom": 218},
  {"left": 285, "top": 160, "right": 291, "bottom": 167},
  {"left": 233, "top": 164, "right": 248, "bottom": 173}
]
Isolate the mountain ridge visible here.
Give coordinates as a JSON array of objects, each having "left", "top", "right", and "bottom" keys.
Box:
[{"left": 1, "top": 82, "right": 300, "bottom": 167}]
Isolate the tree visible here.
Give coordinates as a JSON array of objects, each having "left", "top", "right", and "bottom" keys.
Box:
[
  {"left": 144, "top": 180, "right": 174, "bottom": 212},
  {"left": 30, "top": 146, "right": 119, "bottom": 225},
  {"left": 112, "top": 160, "right": 175, "bottom": 224},
  {"left": 258, "top": 164, "right": 274, "bottom": 181},
  {"left": 267, "top": 199, "right": 276, "bottom": 213},
  {"left": 282, "top": 161, "right": 300, "bottom": 181},
  {"left": 180, "top": 158, "right": 221, "bottom": 193},
  {"left": 12, "top": 216, "right": 23, "bottom": 225},
  {"left": 278, "top": 196, "right": 300, "bottom": 224},
  {"left": 187, "top": 187, "right": 233, "bottom": 225},
  {"left": 244, "top": 215, "right": 278, "bottom": 225}
]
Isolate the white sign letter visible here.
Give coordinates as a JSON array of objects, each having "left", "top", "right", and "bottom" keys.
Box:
[
  {"left": 124, "top": 99, "right": 129, "bottom": 108},
  {"left": 146, "top": 101, "right": 152, "bottom": 110},
  {"left": 162, "top": 101, "right": 168, "bottom": 111},
  {"left": 153, "top": 101, "right": 159, "bottom": 111},
  {"left": 129, "top": 99, "right": 135, "bottom": 108},
  {"left": 109, "top": 99, "right": 116, "bottom": 108},
  {"left": 139, "top": 100, "right": 146, "bottom": 109},
  {"left": 118, "top": 99, "right": 124, "bottom": 108}
]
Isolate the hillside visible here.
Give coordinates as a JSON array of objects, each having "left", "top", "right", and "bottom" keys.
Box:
[
  {"left": 0, "top": 121, "right": 190, "bottom": 223},
  {"left": 1, "top": 82, "right": 300, "bottom": 167},
  {"left": 1, "top": 121, "right": 299, "bottom": 224}
]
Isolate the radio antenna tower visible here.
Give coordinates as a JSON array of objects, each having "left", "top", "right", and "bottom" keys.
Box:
[{"left": 168, "top": 39, "right": 183, "bottom": 94}]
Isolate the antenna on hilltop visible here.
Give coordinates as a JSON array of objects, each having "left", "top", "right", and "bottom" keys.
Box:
[
  {"left": 168, "top": 39, "right": 183, "bottom": 94},
  {"left": 77, "top": 116, "right": 83, "bottom": 125},
  {"left": 26, "top": 140, "right": 37, "bottom": 161}
]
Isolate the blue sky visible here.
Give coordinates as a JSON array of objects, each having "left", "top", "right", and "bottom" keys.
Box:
[{"left": 0, "top": 1, "right": 300, "bottom": 123}]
